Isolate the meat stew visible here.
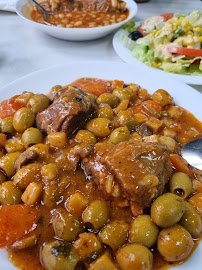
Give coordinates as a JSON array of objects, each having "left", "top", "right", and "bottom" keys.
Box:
[
  {"left": 31, "top": 0, "right": 129, "bottom": 28},
  {"left": 0, "top": 77, "right": 202, "bottom": 270}
]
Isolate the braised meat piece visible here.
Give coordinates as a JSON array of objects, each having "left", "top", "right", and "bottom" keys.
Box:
[
  {"left": 36, "top": 86, "right": 97, "bottom": 136},
  {"left": 83, "top": 141, "right": 172, "bottom": 209},
  {"left": 49, "top": 0, "right": 126, "bottom": 12}
]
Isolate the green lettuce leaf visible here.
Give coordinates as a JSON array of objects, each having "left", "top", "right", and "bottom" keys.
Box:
[{"left": 131, "top": 44, "right": 154, "bottom": 66}]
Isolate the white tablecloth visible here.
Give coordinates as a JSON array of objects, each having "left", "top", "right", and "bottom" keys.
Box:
[{"left": 0, "top": 0, "right": 202, "bottom": 92}]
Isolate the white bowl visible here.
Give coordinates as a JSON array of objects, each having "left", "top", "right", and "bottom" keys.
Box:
[{"left": 16, "top": 0, "right": 138, "bottom": 41}]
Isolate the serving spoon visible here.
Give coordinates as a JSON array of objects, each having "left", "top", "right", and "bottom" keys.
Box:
[
  {"left": 182, "top": 137, "right": 202, "bottom": 170},
  {"left": 31, "top": 0, "right": 52, "bottom": 25}
]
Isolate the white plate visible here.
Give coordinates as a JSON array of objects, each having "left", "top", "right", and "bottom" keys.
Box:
[
  {"left": 0, "top": 61, "right": 201, "bottom": 269},
  {"left": 16, "top": 0, "right": 137, "bottom": 41},
  {"left": 113, "top": 29, "right": 202, "bottom": 85}
]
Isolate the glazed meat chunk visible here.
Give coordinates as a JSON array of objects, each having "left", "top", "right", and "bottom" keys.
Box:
[
  {"left": 36, "top": 86, "right": 97, "bottom": 136},
  {"left": 83, "top": 141, "right": 172, "bottom": 210}
]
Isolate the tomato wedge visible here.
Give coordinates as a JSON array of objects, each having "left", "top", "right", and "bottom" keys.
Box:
[
  {"left": 163, "top": 46, "right": 202, "bottom": 57},
  {"left": 0, "top": 95, "right": 24, "bottom": 119},
  {"left": 160, "top": 13, "right": 174, "bottom": 21}
]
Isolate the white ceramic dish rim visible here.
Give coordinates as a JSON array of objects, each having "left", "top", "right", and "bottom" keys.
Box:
[
  {"left": 113, "top": 29, "right": 202, "bottom": 85},
  {"left": 0, "top": 61, "right": 201, "bottom": 269},
  {"left": 16, "top": 0, "right": 137, "bottom": 33}
]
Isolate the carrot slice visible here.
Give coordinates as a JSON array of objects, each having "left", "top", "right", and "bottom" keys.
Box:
[
  {"left": 170, "top": 154, "right": 192, "bottom": 176},
  {"left": 0, "top": 204, "right": 39, "bottom": 247},
  {"left": 0, "top": 95, "right": 24, "bottom": 119},
  {"left": 133, "top": 100, "right": 162, "bottom": 114},
  {"left": 72, "top": 78, "right": 112, "bottom": 96}
]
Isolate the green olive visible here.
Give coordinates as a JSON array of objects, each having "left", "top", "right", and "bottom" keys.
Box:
[
  {"left": 169, "top": 172, "right": 192, "bottom": 199},
  {"left": 52, "top": 209, "right": 81, "bottom": 242},
  {"left": 0, "top": 172, "right": 6, "bottom": 184},
  {"left": 157, "top": 224, "right": 194, "bottom": 262},
  {"left": 75, "top": 130, "right": 96, "bottom": 145},
  {"left": 41, "top": 240, "right": 79, "bottom": 270},
  {"left": 1, "top": 117, "right": 15, "bottom": 134},
  {"left": 116, "top": 243, "right": 153, "bottom": 270},
  {"left": 13, "top": 108, "right": 35, "bottom": 133},
  {"left": 98, "top": 106, "right": 114, "bottom": 120},
  {"left": 27, "top": 94, "right": 50, "bottom": 113},
  {"left": 0, "top": 152, "right": 21, "bottom": 177},
  {"left": 87, "top": 93, "right": 97, "bottom": 103},
  {"left": 116, "top": 110, "right": 138, "bottom": 131},
  {"left": 14, "top": 163, "right": 42, "bottom": 189},
  {"left": 112, "top": 88, "right": 132, "bottom": 101},
  {"left": 0, "top": 181, "right": 22, "bottom": 205},
  {"left": 21, "top": 128, "right": 43, "bottom": 149},
  {"left": 110, "top": 127, "right": 130, "bottom": 144},
  {"left": 83, "top": 200, "right": 109, "bottom": 230},
  {"left": 129, "top": 215, "right": 159, "bottom": 248},
  {"left": 5, "top": 138, "right": 25, "bottom": 153},
  {"left": 99, "top": 220, "right": 129, "bottom": 250},
  {"left": 96, "top": 93, "right": 119, "bottom": 108},
  {"left": 151, "top": 193, "right": 185, "bottom": 227},
  {"left": 152, "top": 89, "right": 173, "bottom": 106},
  {"left": 50, "top": 85, "right": 62, "bottom": 97},
  {"left": 86, "top": 118, "right": 113, "bottom": 137},
  {"left": 179, "top": 201, "right": 202, "bottom": 238},
  {"left": 89, "top": 252, "right": 118, "bottom": 270}
]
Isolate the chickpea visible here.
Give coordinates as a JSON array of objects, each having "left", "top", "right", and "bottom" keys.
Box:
[
  {"left": 152, "top": 89, "right": 173, "bottom": 106},
  {"left": 86, "top": 118, "right": 113, "bottom": 137},
  {"left": 169, "top": 172, "right": 192, "bottom": 199},
  {"left": 96, "top": 93, "right": 119, "bottom": 108},
  {"left": 109, "top": 127, "right": 130, "bottom": 144},
  {"left": 75, "top": 130, "right": 96, "bottom": 145},
  {"left": 179, "top": 201, "right": 202, "bottom": 238},
  {"left": 99, "top": 220, "right": 129, "bottom": 250},
  {"left": 21, "top": 128, "right": 43, "bottom": 149},
  {"left": 0, "top": 181, "right": 22, "bottom": 205},
  {"left": 129, "top": 215, "right": 159, "bottom": 248},
  {"left": 151, "top": 193, "right": 185, "bottom": 227},
  {"left": 13, "top": 108, "right": 35, "bottom": 133},
  {"left": 157, "top": 224, "right": 194, "bottom": 262},
  {"left": 52, "top": 209, "right": 82, "bottom": 241},
  {"left": 83, "top": 200, "right": 109, "bottom": 230},
  {"left": 116, "top": 244, "right": 153, "bottom": 270},
  {"left": 41, "top": 240, "right": 79, "bottom": 270},
  {"left": 27, "top": 94, "right": 50, "bottom": 113}
]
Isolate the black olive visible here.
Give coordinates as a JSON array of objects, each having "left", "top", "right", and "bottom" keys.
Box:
[{"left": 128, "top": 31, "right": 143, "bottom": 41}]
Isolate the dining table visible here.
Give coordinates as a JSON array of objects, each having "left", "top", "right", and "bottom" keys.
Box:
[{"left": 0, "top": 0, "right": 202, "bottom": 92}]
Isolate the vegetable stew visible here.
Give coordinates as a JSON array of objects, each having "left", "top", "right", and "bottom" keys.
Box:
[
  {"left": 0, "top": 78, "right": 202, "bottom": 270},
  {"left": 31, "top": 0, "right": 129, "bottom": 28}
]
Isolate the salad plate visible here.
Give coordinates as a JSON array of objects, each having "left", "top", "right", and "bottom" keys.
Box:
[
  {"left": 113, "top": 29, "right": 202, "bottom": 85},
  {"left": 0, "top": 61, "right": 202, "bottom": 269}
]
